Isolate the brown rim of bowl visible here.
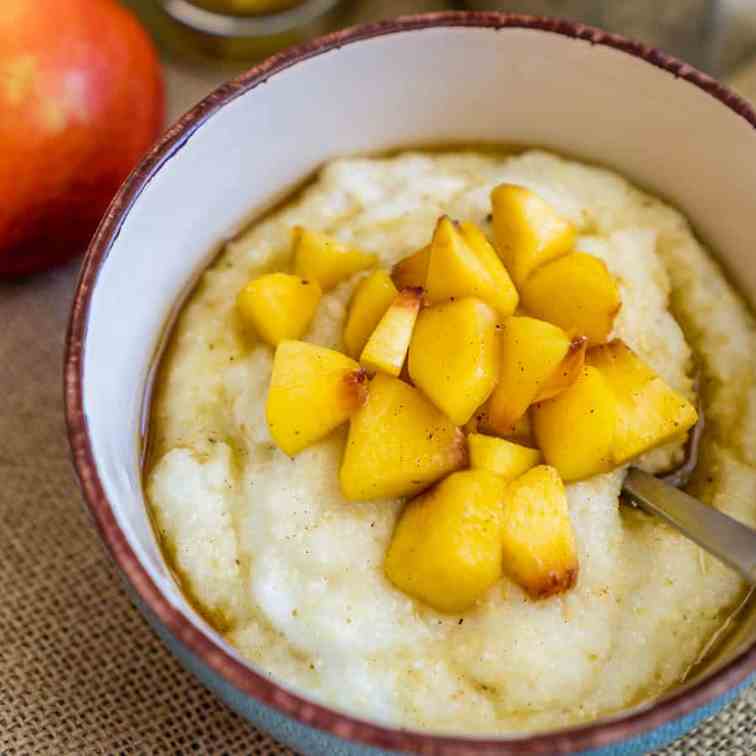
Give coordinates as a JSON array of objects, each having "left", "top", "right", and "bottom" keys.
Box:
[{"left": 64, "top": 10, "right": 756, "bottom": 755}]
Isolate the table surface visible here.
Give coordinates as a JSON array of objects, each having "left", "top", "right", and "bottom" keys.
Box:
[{"left": 1, "top": 2, "right": 755, "bottom": 753}]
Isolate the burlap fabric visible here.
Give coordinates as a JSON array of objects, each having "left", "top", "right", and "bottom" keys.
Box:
[{"left": 1, "top": 3, "right": 754, "bottom": 752}]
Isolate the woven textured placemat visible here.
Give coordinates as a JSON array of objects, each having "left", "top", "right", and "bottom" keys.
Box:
[
  {"left": 2, "top": 261, "right": 755, "bottom": 756},
  {"left": 2, "top": 3, "right": 755, "bottom": 752}
]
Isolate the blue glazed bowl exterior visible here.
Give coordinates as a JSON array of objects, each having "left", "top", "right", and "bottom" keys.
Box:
[
  {"left": 134, "top": 589, "right": 753, "bottom": 755},
  {"left": 580, "top": 681, "right": 752, "bottom": 756}
]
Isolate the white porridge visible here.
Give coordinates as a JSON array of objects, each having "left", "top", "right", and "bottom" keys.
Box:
[{"left": 146, "top": 149, "right": 756, "bottom": 733}]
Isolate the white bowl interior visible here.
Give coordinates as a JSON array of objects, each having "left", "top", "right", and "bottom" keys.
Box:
[{"left": 82, "top": 23, "right": 756, "bottom": 714}]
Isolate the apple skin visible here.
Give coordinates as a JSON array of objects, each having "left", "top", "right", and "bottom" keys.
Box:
[{"left": 0, "top": 0, "right": 164, "bottom": 277}]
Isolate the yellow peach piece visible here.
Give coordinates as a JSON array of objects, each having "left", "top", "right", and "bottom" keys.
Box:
[
  {"left": 425, "top": 216, "right": 518, "bottom": 319},
  {"left": 485, "top": 316, "right": 573, "bottom": 433},
  {"left": 384, "top": 470, "right": 506, "bottom": 613},
  {"left": 468, "top": 433, "right": 542, "bottom": 482},
  {"left": 343, "top": 270, "right": 398, "bottom": 357},
  {"left": 340, "top": 373, "right": 466, "bottom": 501},
  {"left": 500, "top": 465, "right": 579, "bottom": 598},
  {"left": 292, "top": 226, "right": 376, "bottom": 290},
  {"left": 236, "top": 272, "right": 321, "bottom": 347},
  {"left": 360, "top": 287, "right": 423, "bottom": 377},
  {"left": 490, "top": 183, "right": 575, "bottom": 286},
  {"left": 520, "top": 252, "right": 621, "bottom": 346},
  {"left": 534, "top": 336, "right": 588, "bottom": 402},
  {"left": 458, "top": 221, "right": 519, "bottom": 317},
  {"left": 532, "top": 366, "right": 617, "bottom": 481},
  {"left": 586, "top": 339, "right": 698, "bottom": 464},
  {"left": 477, "top": 410, "right": 534, "bottom": 443},
  {"left": 266, "top": 341, "right": 368, "bottom": 456},
  {"left": 392, "top": 244, "right": 430, "bottom": 289},
  {"left": 408, "top": 297, "right": 499, "bottom": 425}
]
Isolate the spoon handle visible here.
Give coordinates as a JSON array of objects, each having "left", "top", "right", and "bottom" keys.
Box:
[{"left": 623, "top": 468, "right": 756, "bottom": 586}]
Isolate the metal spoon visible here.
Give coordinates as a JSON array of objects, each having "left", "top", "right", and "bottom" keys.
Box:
[
  {"left": 623, "top": 469, "right": 756, "bottom": 585},
  {"left": 622, "top": 411, "right": 756, "bottom": 585}
]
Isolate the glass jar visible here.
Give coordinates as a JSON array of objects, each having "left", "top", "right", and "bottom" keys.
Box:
[
  {"left": 464, "top": 1, "right": 722, "bottom": 73},
  {"left": 156, "top": 0, "right": 347, "bottom": 58},
  {"left": 188, "top": 0, "right": 305, "bottom": 13}
]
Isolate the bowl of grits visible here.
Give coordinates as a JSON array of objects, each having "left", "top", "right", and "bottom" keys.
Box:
[{"left": 65, "top": 12, "right": 756, "bottom": 755}]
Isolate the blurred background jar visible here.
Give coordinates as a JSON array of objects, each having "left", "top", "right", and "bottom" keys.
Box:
[
  {"left": 155, "top": 0, "right": 348, "bottom": 58},
  {"left": 189, "top": 0, "right": 304, "bottom": 12},
  {"left": 464, "top": 1, "right": 756, "bottom": 77},
  {"left": 146, "top": 0, "right": 756, "bottom": 75}
]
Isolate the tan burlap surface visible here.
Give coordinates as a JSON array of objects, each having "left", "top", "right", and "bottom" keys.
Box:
[
  {"left": 1, "top": 3, "right": 755, "bottom": 752},
  {"left": 2, "top": 262, "right": 755, "bottom": 756}
]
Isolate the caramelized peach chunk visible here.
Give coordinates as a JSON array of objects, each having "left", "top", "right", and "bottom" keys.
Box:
[
  {"left": 392, "top": 244, "right": 430, "bottom": 289},
  {"left": 408, "top": 297, "right": 499, "bottom": 425},
  {"left": 458, "top": 221, "right": 519, "bottom": 317},
  {"left": 586, "top": 339, "right": 698, "bottom": 464},
  {"left": 343, "top": 270, "right": 398, "bottom": 357},
  {"left": 477, "top": 410, "right": 534, "bottom": 443},
  {"left": 535, "top": 336, "right": 588, "bottom": 402},
  {"left": 490, "top": 184, "right": 575, "bottom": 286},
  {"left": 520, "top": 252, "right": 621, "bottom": 346},
  {"left": 340, "top": 374, "right": 466, "bottom": 501},
  {"left": 468, "top": 433, "right": 541, "bottom": 482},
  {"left": 532, "top": 366, "right": 617, "bottom": 481},
  {"left": 485, "top": 317, "right": 578, "bottom": 433},
  {"left": 292, "top": 226, "right": 376, "bottom": 290},
  {"left": 425, "top": 216, "right": 518, "bottom": 319},
  {"left": 236, "top": 273, "right": 321, "bottom": 347},
  {"left": 500, "top": 465, "right": 578, "bottom": 598},
  {"left": 266, "top": 341, "right": 367, "bottom": 456},
  {"left": 360, "top": 287, "right": 423, "bottom": 377},
  {"left": 384, "top": 470, "right": 505, "bottom": 613}
]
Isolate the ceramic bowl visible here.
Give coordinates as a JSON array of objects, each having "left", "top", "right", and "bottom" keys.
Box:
[{"left": 65, "top": 12, "right": 756, "bottom": 755}]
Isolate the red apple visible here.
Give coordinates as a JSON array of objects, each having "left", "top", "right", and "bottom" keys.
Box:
[{"left": 0, "top": 0, "right": 164, "bottom": 276}]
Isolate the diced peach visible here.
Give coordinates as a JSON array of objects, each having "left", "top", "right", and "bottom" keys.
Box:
[
  {"left": 535, "top": 336, "right": 588, "bottom": 402},
  {"left": 292, "top": 226, "right": 376, "bottom": 290},
  {"left": 485, "top": 316, "right": 574, "bottom": 433},
  {"left": 468, "top": 433, "right": 541, "bottom": 482},
  {"left": 490, "top": 184, "right": 575, "bottom": 286},
  {"left": 266, "top": 341, "right": 367, "bottom": 456},
  {"left": 532, "top": 366, "right": 617, "bottom": 481},
  {"left": 343, "top": 270, "right": 398, "bottom": 357},
  {"left": 458, "top": 221, "right": 519, "bottom": 317},
  {"left": 586, "top": 339, "right": 698, "bottom": 464},
  {"left": 392, "top": 245, "right": 430, "bottom": 289},
  {"left": 477, "top": 410, "right": 534, "bottom": 443},
  {"left": 340, "top": 374, "right": 466, "bottom": 501},
  {"left": 360, "top": 287, "right": 422, "bottom": 377},
  {"left": 520, "top": 252, "right": 621, "bottom": 346},
  {"left": 425, "top": 216, "right": 518, "bottom": 319},
  {"left": 500, "top": 465, "right": 579, "bottom": 598},
  {"left": 236, "top": 273, "right": 321, "bottom": 347},
  {"left": 408, "top": 297, "right": 499, "bottom": 425},
  {"left": 384, "top": 470, "right": 506, "bottom": 613}
]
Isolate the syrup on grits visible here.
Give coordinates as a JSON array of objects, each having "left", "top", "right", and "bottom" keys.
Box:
[{"left": 145, "top": 149, "right": 756, "bottom": 733}]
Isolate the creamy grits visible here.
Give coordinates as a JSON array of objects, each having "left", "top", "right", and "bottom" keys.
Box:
[{"left": 146, "top": 149, "right": 756, "bottom": 733}]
